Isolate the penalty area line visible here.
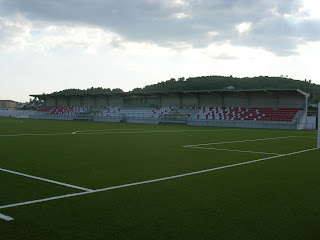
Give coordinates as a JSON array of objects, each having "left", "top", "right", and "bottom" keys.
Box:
[
  {"left": 0, "top": 213, "right": 14, "bottom": 221},
  {"left": 0, "top": 128, "right": 243, "bottom": 137},
  {"left": 0, "top": 147, "right": 317, "bottom": 211},
  {"left": 187, "top": 146, "right": 281, "bottom": 155},
  {"left": 0, "top": 167, "right": 93, "bottom": 192},
  {"left": 183, "top": 136, "right": 297, "bottom": 148}
]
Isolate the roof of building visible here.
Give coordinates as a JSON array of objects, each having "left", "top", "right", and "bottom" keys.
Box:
[{"left": 30, "top": 88, "right": 309, "bottom": 99}]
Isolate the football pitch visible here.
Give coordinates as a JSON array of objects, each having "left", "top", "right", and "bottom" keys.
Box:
[{"left": 0, "top": 118, "right": 319, "bottom": 239}]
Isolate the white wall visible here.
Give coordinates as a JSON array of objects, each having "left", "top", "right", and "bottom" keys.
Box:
[
  {"left": 298, "top": 116, "right": 317, "bottom": 130},
  {"left": 0, "top": 110, "right": 36, "bottom": 118}
]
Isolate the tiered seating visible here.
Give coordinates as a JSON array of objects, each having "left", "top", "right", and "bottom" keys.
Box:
[
  {"left": 193, "top": 107, "right": 303, "bottom": 122},
  {"left": 37, "top": 106, "right": 53, "bottom": 112},
  {"left": 120, "top": 109, "right": 159, "bottom": 118},
  {"left": 159, "top": 106, "right": 175, "bottom": 117},
  {"left": 99, "top": 106, "right": 121, "bottom": 117},
  {"left": 42, "top": 105, "right": 303, "bottom": 122},
  {"left": 48, "top": 106, "right": 91, "bottom": 115},
  {"left": 99, "top": 106, "right": 176, "bottom": 118}
]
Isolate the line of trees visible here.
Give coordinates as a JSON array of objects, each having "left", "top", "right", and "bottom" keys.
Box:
[
  {"left": 131, "top": 76, "right": 320, "bottom": 103},
  {"left": 50, "top": 87, "right": 123, "bottom": 95},
  {"left": 47, "top": 75, "right": 320, "bottom": 103}
]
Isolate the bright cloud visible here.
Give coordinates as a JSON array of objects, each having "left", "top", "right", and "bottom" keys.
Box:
[
  {"left": 174, "top": 12, "right": 189, "bottom": 19},
  {"left": 0, "top": 0, "right": 319, "bottom": 102},
  {"left": 0, "top": 15, "right": 32, "bottom": 51},
  {"left": 236, "top": 22, "right": 252, "bottom": 33}
]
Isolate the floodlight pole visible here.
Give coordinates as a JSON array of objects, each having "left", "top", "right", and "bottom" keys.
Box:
[{"left": 318, "top": 102, "right": 320, "bottom": 149}]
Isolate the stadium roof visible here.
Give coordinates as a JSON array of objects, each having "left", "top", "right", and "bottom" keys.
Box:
[{"left": 30, "top": 89, "right": 309, "bottom": 99}]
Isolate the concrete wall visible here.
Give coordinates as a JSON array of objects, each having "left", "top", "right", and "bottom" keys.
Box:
[
  {"left": 0, "top": 110, "right": 36, "bottom": 118},
  {"left": 181, "top": 95, "right": 198, "bottom": 107},
  {"left": 93, "top": 116, "right": 121, "bottom": 123},
  {"left": 161, "top": 95, "right": 180, "bottom": 107},
  {"left": 45, "top": 97, "right": 56, "bottom": 107},
  {"left": 30, "top": 115, "right": 73, "bottom": 121},
  {"left": 278, "top": 94, "right": 305, "bottom": 108},
  {"left": 187, "top": 119, "right": 297, "bottom": 130},
  {"left": 108, "top": 96, "right": 123, "bottom": 106},
  {"left": 223, "top": 95, "right": 248, "bottom": 108},
  {"left": 82, "top": 96, "right": 95, "bottom": 106},
  {"left": 96, "top": 96, "right": 108, "bottom": 106},
  {"left": 298, "top": 115, "right": 317, "bottom": 130},
  {"left": 56, "top": 97, "right": 68, "bottom": 106},
  {"left": 249, "top": 95, "right": 274, "bottom": 108},
  {"left": 124, "top": 97, "right": 142, "bottom": 105},
  {"left": 199, "top": 95, "right": 222, "bottom": 107},
  {"left": 69, "top": 96, "right": 82, "bottom": 106},
  {"left": 127, "top": 118, "right": 160, "bottom": 125}
]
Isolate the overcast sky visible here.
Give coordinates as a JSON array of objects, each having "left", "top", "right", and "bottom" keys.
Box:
[{"left": 1, "top": 0, "right": 319, "bottom": 102}]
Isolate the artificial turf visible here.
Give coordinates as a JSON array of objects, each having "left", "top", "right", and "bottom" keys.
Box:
[{"left": 0, "top": 117, "right": 319, "bottom": 239}]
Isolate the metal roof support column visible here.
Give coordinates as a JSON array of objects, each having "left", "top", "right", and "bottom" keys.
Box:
[
  {"left": 273, "top": 93, "right": 278, "bottom": 109},
  {"left": 196, "top": 94, "right": 199, "bottom": 108},
  {"left": 305, "top": 94, "right": 309, "bottom": 114},
  {"left": 159, "top": 96, "right": 162, "bottom": 108},
  {"left": 220, "top": 94, "right": 224, "bottom": 108},
  {"left": 106, "top": 96, "right": 109, "bottom": 106}
]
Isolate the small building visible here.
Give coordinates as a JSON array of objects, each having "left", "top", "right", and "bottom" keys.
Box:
[{"left": 0, "top": 100, "right": 17, "bottom": 110}]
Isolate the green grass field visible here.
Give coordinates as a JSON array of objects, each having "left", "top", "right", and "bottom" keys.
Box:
[{"left": 0, "top": 118, "right": 319, "bottom": 240}]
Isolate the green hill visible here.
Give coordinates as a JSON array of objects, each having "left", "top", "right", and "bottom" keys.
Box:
[
  {"left": 131, "top": 76, "right": 320, "bottom": 103},
  {"left": 48, "top": 76, "right": 320, "bottom": 103}
]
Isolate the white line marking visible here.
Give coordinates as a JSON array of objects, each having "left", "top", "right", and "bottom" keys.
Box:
[
  {"left": 0, "top": 213, "right": 14, "bottom": 221},
  {"left": 72, "top": 129, "right": 146, "bottom": 134},
  {"left": 0, "top": 132, "right": 72, "bottom": 137},
  {"left": 183, "top": 136, "right": 297, "bottom": 147},
  {"left": 0, "top": 168, "right": 93, "bottom": 192},
  {"left": 189, "top": 146, "right": 281, "bottom": 155},
  {"left": 74, "top": 129, "right": 243, "bottom": 135},
  {"left": 296, "top": 136, "right": 318, "bottom": 139},
  {"left": 0, "top": 147, "right": 317, "bottom": 210},
  {"left": 0, "top": 128, "right": 241, "bottom": 137}
]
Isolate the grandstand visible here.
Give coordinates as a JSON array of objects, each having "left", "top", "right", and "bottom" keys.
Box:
[{"left": 31, "top": 89, "right": 309, "bottom": 129}]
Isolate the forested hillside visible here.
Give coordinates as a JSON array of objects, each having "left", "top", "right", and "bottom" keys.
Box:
[
  {"left": 131, "top": 76, "right": 320, "bottom": 103},
  {"left": 49, "top": 87, "right": 124, "bottom": 95},
  {"left": 49, "top": 76, "right": 320, "bottom": 103}
]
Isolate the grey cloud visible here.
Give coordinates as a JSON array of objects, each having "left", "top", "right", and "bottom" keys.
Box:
[{"left": 0, "top": 0, "right": 319, "bottom": 55}]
